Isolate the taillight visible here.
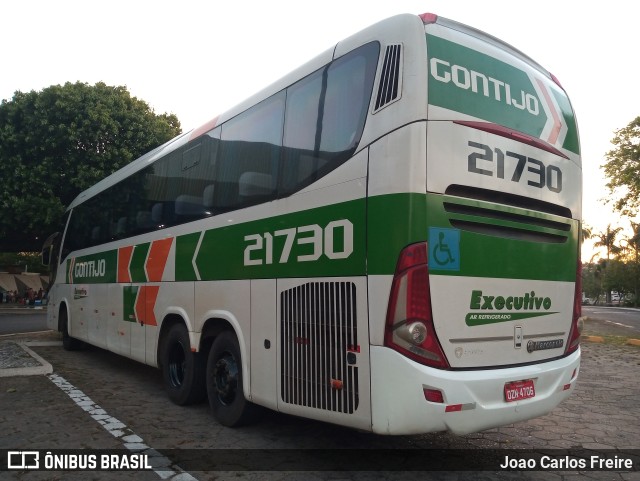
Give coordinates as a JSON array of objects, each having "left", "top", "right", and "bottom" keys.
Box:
[
  {"left": 419, "top": 13, "right": 438, "bottom": 24},
  {"left": 384, "top": 242, "right": 450, "bottom": 368},
  {"left": 565, "top": 255, "right": 583, "bottom": 355}
]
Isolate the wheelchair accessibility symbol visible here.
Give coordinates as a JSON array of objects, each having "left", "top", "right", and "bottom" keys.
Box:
[{"left": 429, "top": 228, "right": 460, "bottom": 271}]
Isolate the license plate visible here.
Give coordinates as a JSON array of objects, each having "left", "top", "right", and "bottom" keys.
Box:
[{"left": 504, "top": 379, "right": 535, "bottom": 402}]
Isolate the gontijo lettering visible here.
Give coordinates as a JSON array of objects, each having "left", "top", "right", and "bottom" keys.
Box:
[
  {"left": 74, "top": 259, "right": 106, "bottom": 278},
  {"left": 429, "top": 57, "right": 540, "bottom": 116}
]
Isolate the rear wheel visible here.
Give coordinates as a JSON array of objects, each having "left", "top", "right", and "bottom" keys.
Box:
[
  {"left": 206, "top": 330, "right": 262, "bottom": 426},
  {"left": 60, "top": 309, "right": 81, "bottom": 351},
  {"left": 161, "top": 323, "right": 206, "bottom": 405}
]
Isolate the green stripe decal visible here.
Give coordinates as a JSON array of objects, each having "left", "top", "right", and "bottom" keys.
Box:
[
  {"left": 427, "top": 34, "right": 579, "bottom": 155},
  {"left": 465, "top": 311, "right": 558, "bottom": 326},
  {"left": 62, "top": 193, "right": 578, "bottom": 285},
  {"left": 192, "top": 199, "right": 366, "bottom": 280},
  {"left": 552, "top": 88, "right": 580, "bottom": 154},
  {"left": 426, "top": 194, "right": 578, "bottom": 281},
  {"left": 123, "top": 286, "right": 139, "bottom": 322},
  {"left": 175, "top": 233, "right": 200, "bottom": 281},
  {"left": 367, "top": 193, "right": 428, "bottom": 275},
  {"left": 130, "top": 243, "right": 150, "bottom": 283}
]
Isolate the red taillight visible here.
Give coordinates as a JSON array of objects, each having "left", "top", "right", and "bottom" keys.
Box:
[
  {"left": 419, "top": 13, "right": 438, "bottom": 24},
  {"left": 565, "top": 255, "right": 583, "bottom": 355},
  {"left": 384, "top": 242, "right": 449, "bottom": 368}
]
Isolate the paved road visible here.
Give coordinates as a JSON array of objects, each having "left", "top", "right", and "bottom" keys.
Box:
[
  {"left": 583, "top": 305, "right": 640, "bottom": 335},
  {"left": 0, "top": 328, "right": 638, "bottom": 480},
  {"left": 0, "top": 310, "right": 47, "bottom": 335}
]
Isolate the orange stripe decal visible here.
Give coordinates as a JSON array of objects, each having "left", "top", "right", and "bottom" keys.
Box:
[
  {"left": 144, "top": 285, "right": 160, "bottom": 326},
  {"left": 146, "top": 238, "right": 173, "bottom": 282},
  {"left": 134, "top": 286, "right": 160, "bottom": 326},
  {"left": 118, "top": 246, "right": 134, "bottom": 283},
  {"left": 134, "top": 287, "right": 145, "bottom": 325}
]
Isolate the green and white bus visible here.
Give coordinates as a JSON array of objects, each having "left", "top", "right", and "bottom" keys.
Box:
[{"left": 42, "top": 12, "right": 582, "bottom": 435}]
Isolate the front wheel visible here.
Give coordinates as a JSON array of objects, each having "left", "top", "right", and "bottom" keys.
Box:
[{"left": 206, "top": 330, "right": 262, "bottom": 427}]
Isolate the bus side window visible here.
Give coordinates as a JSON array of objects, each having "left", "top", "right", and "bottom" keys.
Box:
[
  {"left": 281, "top": 41, "right": 379, "bottom": 196},
  {"left": 215, "top": 93, "right": 284, "bottom": 211}
]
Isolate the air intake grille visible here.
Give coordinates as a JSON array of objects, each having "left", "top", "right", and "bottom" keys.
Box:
[
  {"left": 373, "top": 44, "right": 402, "bottom": 112},
  {"left": 281, "top": 282, "right": 359, "bottom": 414},
  {"left": 443, "top": 199, "right": 572, "bottom": 244}
]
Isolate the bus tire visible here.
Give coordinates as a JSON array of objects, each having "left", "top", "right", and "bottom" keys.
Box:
[
  {"left": 161, "top": 323, "right": 206, "bottom": 405},
  {"left": 60, "top": 309, "right": 82, "bottom": 351},
  {"left": 206, "top": 330, "right": 262, "bottom": 427}
]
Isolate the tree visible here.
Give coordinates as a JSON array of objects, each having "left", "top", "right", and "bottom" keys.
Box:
[
  {"left": 602, "top": 116, "right": 640, "bottom": 216},
  {"left": 0, "top": 82, "right": 181, "bottom": 251},
  {"left": 581, "top": 223, "right": 592, "bottom": 244},
  {"left": 593, "top": 225, "right": 623, "bottom": 304},
  {"left": 593, "top": 225, "right": 623, "bottom": 261},
  {"left": 620, "top": 222, "right": 640, "bottom": 306},
  {"left": 582, "top": 261, "right": 604, "bottom": 303},
  {"left": 0, "top": 252, "right": 44, "bottom": 274}
]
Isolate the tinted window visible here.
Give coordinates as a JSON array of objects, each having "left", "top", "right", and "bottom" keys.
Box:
[
  {"left": 281, "top": 42, "right": 379, "bottom": 195},
  {"left": 62, "top": 42, "right": 379, "bottom": 253},
  {"left": 214, "top": 93, "right": 285, "bottom": 211}
]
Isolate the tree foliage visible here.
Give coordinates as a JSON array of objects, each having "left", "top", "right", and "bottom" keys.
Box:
[
  {"left": 593, "top": 225, "right": 623, "bottom": 261},
  {"left": 603, "top": 116, "right": 640, "bottom": 216},
  {"left": 584, "top": 221, "right": 640, "bottom": 307},
  {"left": 0, "top": 82, "right": 181, "bottom": 251}
]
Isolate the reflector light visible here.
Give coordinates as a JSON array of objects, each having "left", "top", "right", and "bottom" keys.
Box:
[
  {"left": 419, "top": 13, "right": 438, "bottom": 24},
  {"left": 563, "top": 384, "right": 571, "bottom": 391},
  {"left": 445, "top": 404, "right": 462, "bottom": 412},
  {"left": 550, "top": 72, "right": 564, "bottom": 89},
  {"left": 423, "top": 388, "right": 444, "bottom": 403}
]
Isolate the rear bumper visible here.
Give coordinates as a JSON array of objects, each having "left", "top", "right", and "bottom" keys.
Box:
[{"left": 370, "top": 345, "right": 580, "bottom": 435}]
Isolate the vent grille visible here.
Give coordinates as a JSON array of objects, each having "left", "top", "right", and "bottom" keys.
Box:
[
  {"left": 443, "top": 200, "right": 571, "bottom": 244},
  {"left": 373, "top": 44, "right": 402, "bottom": 112},
  {"left": 281, "top": 282, "right": 359, "bottom": 414},
  {"left": 445, "top": 184, "right": 572, "bottom": 219}
]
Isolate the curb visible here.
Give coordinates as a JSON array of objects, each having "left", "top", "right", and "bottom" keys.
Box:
[
  {"left": 582, "top": 316, "right": 640, "bottom": 346},
  {"left": 582, "top": 335, "right": 605, "bottom": 343},
  {"left": 0, "top": 340, "right": 58, "bottom": 378}
]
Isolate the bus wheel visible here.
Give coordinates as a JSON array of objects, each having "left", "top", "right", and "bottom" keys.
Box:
[
  {"left": 161, "top": 323, "right": 206, "bottom": 405},
  {"left": 206, "top": 330, "right": 262, "bottom": 427},
  {"left": 60, "top": 309, "right": 81, "bottom": 351}
]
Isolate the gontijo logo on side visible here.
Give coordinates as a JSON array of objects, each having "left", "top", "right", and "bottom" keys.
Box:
[{"left": 67, "top": 251, "right": 117, "bottom": 284}]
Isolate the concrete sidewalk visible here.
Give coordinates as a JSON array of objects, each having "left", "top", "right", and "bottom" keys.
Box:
[{"left": 0, "top": 330, "right": 59, "bottom": 377}]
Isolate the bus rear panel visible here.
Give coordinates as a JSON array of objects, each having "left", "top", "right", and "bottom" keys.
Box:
[{"left": 369, "top": 14, "right": 581, "bottom": 435}]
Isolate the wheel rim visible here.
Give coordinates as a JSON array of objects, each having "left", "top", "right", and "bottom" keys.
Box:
[
  {"left": 168, "top": 341, "right": 186, "bottom": 388},
  {"left": 214, "top": 351, "right": 238, "bottom": 405}
]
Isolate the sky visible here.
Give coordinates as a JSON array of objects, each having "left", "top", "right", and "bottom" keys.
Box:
[{"left": 2, "top": 0, "right": 638, "bottom": 261}]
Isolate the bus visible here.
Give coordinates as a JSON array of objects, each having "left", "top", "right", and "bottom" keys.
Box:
[{"left": 42, "top": 12, "right": 582, "bottom": 435}]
